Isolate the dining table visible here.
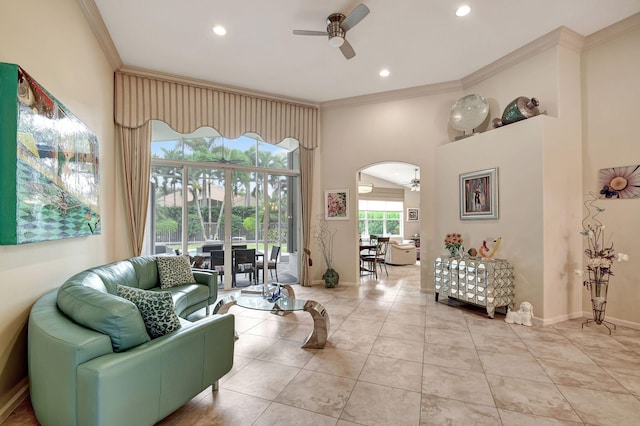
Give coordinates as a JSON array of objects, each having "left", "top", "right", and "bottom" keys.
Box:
[{"left": 200, "top": 248, "right": 268, "bottom": 284}]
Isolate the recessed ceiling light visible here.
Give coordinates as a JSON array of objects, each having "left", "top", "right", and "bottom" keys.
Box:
[
  {"left": 213, "top": 25, "right": 227, "bottom": 36},
  {"left": 379, "top": 69, "right": 390, "bottom": 77},
  {"left": 456, "top": 5, "right": 471, "bottom": 17}
]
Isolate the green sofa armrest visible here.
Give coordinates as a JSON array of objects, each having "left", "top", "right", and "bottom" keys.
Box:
[
  {"left": 77, "top": 313, "right": 234, "bottom": 426},
  {"left": 29, "top": 289, "right": 115, "bottom": 426},
  {"left": 192, "top": 269, "right": 218, "bottom": 305}
]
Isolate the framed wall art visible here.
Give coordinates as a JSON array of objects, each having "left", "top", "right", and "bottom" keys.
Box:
[
  {"left": 0, "top": 63, "right": 100, "bottom": 244},
  {"left": 407, "top": 208, "right": 419, "bottom": 222},
  {"left": 324, "top": 189, "right": 349, "bottom": 220},
  {"left": 459, "top": 168, "right": 498, "bottom": 220},
  {"left": 598, "top": 165, "right": 640, "bottom": 199}
]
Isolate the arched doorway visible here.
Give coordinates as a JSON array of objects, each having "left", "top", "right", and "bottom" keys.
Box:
[{"left": 357, "top": 162, "right": 421, "bottom": 282}]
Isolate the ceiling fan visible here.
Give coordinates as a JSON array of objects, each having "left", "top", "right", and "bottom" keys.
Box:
[
  {"left": 293, "top": 3, "right": 370, "bottom": 60},
  {"left": 410, "top": 169, "right": 420, "bottom": 192}
]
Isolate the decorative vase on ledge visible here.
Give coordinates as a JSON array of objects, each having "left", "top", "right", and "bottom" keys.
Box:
[{"left": 323, "top": 268, "right": 339, "bottom": 288}]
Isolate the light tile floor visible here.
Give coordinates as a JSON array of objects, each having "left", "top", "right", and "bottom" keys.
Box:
[{"left": 5, "top": 263, "right": 640, "bottom": 425}]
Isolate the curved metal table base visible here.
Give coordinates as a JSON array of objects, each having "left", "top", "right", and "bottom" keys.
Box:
[
  {"left": 302, "top": 300, "right": 330, "bottom": 349},
  {"left": 211, "top": 292, "right": 329, "bottom": 348}
]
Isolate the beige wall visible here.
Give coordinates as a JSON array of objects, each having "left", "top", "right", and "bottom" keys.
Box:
[
  {"left": 318, "top": 21, "right": 640, "bottom": 325},
  {"left": 0, "top": 0, "right": 120, "bottom": 415},
  {"left": 319, "top": 91, "right": 458, "bottom": 286},
  {"left": 1, "top": 2, "right": 639, "bottom": 416},
  {"left": 462, "top": 42, "right": 584, "bottom": 322},
  {"left": 581, "top": 24, "right": 640, "bottom": 326}
]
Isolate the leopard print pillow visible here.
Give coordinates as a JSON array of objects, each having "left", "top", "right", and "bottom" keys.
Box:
[
  {"left": 156, "top": 255, "right": 196, "bottom": 289},
  {"left": 116, "top": 285, "right": 181, "bottom": 339}
]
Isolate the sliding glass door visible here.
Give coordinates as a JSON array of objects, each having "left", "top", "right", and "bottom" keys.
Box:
[{"left": 148, "top": 121, "right": 300, "bottom": 288}]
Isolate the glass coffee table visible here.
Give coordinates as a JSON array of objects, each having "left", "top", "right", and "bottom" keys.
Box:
[{"left": 211, "top": 284, "right": 329, "bottom": 349}]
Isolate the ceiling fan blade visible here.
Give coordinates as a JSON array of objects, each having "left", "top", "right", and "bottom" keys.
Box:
[
  {"left": 293, "top": 30, "right": 327, "bottom": 36},
  {"left": 341, "top": 4, "right": 370, "bottom": 32},
  {"left": 339, "top": 39, "right": 356, "bottom": 59}
]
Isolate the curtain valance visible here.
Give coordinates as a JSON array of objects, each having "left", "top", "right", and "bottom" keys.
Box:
[{"left": 115, "top": 71, "right": 319, "bottom": 149}]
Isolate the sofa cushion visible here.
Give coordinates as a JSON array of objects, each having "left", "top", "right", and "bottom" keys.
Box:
[
  {"left": 128, "top": 256, "right": 160, "bottom": 290},
  {"left": 89, "top": 261, "right": 138, "bottom": 293},
  {"left": 116, "top": 285, "right": 182, "bottom": 338},
  {"left": 57, "top": 281, "right": 150, "bottom": 352},
  {"left": 156, "top": 255, "right": 197, "bottom": 289}
]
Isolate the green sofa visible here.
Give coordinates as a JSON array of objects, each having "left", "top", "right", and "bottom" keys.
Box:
[{"left": 28, "top": 255, "right": 235, "bottom": 426}]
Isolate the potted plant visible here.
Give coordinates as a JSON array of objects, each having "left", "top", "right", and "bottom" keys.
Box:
[{"left": 314, "top": 217, "right": 339, "bottom": 287}]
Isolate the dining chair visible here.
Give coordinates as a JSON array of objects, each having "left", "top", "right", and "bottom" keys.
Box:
[
  {"left": 209, "top": 250, "right": 225, "bottom": 285},
  {"left": 232, "top": 248, "right": 256, "bottom": 287},
  {"left": 256, "top": 246, "right": 280, "bottom": 282},
  {"left": 361, "top": 237, "right": 389, "bottom": 279}
]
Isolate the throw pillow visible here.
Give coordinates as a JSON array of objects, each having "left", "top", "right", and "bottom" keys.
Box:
[
  {"left": 116, "top": 285, "right": 181, "bottom": 339},
  {"left": 156, "top": 255, "right": 197, "bottom": 289}
]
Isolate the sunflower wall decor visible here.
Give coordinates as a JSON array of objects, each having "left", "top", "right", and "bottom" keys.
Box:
[{"left": 598, "top": 165, "right": 640, "bottom": 199}]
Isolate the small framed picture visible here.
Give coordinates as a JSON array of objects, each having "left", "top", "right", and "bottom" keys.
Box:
[
  {"left": 325, "top": 189, "right": 349, "bottom": 220},
  {"left": 406, "top": 208, "right": 419, "bottom": 222},
  {"left": 459, "top": 168, "right": 499, "bottom": 220}
]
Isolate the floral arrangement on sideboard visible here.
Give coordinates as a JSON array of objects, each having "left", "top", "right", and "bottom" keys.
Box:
[{"left": 444, "top": 233, "right": 463, "bottom": 257}]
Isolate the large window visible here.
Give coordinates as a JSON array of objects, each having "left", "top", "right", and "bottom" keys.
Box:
[
  {"left": 148, "top": 121, "right": 301, "bottom": 288},
  {"left": 358, "top": 200, "right": 402, "bottom": 236}
]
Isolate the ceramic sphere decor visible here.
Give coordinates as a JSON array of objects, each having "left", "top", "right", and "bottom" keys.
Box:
[{"left": 449, "top": 94, "right": 489, "bottom": 135}]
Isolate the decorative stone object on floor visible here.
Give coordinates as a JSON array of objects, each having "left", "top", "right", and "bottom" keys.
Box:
[{"left": 505, "top": 301, "right": 533, "bottom": 326}]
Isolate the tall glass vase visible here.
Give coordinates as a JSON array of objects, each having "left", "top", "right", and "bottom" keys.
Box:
[{"left": 582, "top": 276, "right": 617, "bottom": 334}]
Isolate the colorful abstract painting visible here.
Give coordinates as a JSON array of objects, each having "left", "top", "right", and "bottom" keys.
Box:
[
  {"left": 0, "top": 63, "right": 100, "bottom": 244},
  {"left": 598, "top": 165, "right": 640, "bottom": 199},
  {"left": 459, "top": 168, "right": 499, "bottom": 220}
]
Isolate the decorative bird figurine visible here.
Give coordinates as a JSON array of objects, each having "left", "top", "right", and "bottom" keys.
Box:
[{"left": 479, "top": 237, "right": 502, "bottom": 258}]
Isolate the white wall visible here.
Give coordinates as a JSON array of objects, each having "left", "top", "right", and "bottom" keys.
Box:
[
  {"left": 0, "top": 0, "right": 119, "bottom": 413},
  {"left": 435, "top": 118, "right": 546, "bottom": 314},
  {"left": 435, "top": 115, "right": 583, "bottom": 321},
  {"left": 319, "top": 34, "right": 588, "bottom": 322},
  {"left": 581, "top": 22, "right": 640, "bottom": 325},
  {"left": 319, "top": 91, "right": 458, "bottom": 286}
]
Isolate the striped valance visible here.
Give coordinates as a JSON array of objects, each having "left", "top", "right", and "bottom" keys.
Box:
[{"left": 114, "top": 71, "right": 319, "bottom": 149}]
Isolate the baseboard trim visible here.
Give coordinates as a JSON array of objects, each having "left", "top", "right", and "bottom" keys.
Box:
[{"left": 0, "top": 378, "right": 29, "bottom": 424}]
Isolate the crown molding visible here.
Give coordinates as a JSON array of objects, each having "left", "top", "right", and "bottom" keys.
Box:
[
  {"left": 76, "top": 0, "right": 122, "bottom": 70},
  {"left": 462, "top": 27, "right": 584, "bottom": 89},
  {"left": 583, "top": 12, "right": 640, "bottom": 51},
  {"left": 118, "top": 65, "right": 320, "bottom": 108},
  {"left": 320, "top": 80, "right": 462, "bottom": 110},
  {"left": 321, "top": 26, "right": 587, "bottom": 109}
]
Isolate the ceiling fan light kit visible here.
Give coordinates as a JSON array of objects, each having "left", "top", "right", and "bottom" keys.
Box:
[
  {"left": 410, "top": 168, "right": 420, "bottom": 191},
  {"left": 358, "top": 171, "right": 374, "bottom": 193},
  {"left": 293, "top": 4, "right": 370, "bottom": 60},
  {"left": 329, "top": 35, "right": 345, "bottom": 48},
  {"left": 358, "top": 183, "right": 374, "bottom": 193}
]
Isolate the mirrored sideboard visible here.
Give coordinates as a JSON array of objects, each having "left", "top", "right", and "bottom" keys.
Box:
[{"left": 433, "top": 256, "right": 514, "bottom": 318}]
